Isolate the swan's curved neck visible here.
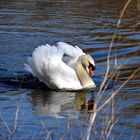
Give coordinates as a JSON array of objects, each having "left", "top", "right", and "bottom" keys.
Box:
[{"left": 76, "top": 57, "right": 95, "bottom": 88}]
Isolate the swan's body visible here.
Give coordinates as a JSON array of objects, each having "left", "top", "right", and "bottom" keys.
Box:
[{"left": 24, "top": 42, "right": 96, "bottom": 90}]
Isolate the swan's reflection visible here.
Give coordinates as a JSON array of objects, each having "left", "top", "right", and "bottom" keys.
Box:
[
  {"left": 30, "top": 90, "right": 94, "bottom": 118},
  {"left": 75, "top": 92, "right": 94, "bottom": 113}
]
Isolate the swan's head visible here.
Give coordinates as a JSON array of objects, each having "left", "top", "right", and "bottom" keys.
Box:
[{"left": 79, "top": 54, "right": 95, "bottom": 76}]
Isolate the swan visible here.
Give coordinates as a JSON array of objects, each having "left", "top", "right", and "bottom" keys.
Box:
[{"left": 24, "top": 42, "right": 96, "bottom": 90}]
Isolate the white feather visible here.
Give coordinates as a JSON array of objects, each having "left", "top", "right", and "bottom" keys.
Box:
[{"left": 25, "top": 42, "right": 86, "bottom": 90}]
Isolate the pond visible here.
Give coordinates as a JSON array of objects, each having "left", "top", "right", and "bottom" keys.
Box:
[{"left": 0, "top": 0, "right": 140, "bottom": 139}]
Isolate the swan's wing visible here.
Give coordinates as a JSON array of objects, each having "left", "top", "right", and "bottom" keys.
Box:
[
  {"left": 24, "top": 44, "right": 82, "bottom": 89},
  {"left": 57, "top": 42, "right": 85, "bottom": 68}
]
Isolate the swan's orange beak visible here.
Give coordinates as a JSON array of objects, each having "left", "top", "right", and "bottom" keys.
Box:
[{"left": 89, "top": 67, "right": 95, "bottom": 77}]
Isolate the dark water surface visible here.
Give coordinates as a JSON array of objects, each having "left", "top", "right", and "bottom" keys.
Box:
[{"left": 0, "top": 0, "right": 140, "bottom": 139}]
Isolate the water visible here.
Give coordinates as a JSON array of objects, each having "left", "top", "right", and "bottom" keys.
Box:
[{"left": 0, "top": 0, "right": 140, "bottom": 139}]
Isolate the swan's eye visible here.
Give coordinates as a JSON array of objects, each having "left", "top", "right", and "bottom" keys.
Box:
[
  {"left": 88, "top": 63, "right": 95, "bottom": 71},
  {"left": 88, "top": 63, "right": 95, "bottom": 76}
]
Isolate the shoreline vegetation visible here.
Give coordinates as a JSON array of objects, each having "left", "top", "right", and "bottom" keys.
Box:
[{"left": 86, "top": 0, "right": 140, "bottom": 139}]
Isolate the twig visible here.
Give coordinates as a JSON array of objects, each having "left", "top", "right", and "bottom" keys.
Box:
[
  {"left": 0, "top": 114, "right": 12, "bottom": 135},
  {"left": 86, "top": 1, "right": 133, "bottom": 139},
  {"left": 106, "top": 119, "right": 118, "bottom": 139},
  {"left": 13, "top": 93, "right": 27, "bottom": 134},
  {"left": 111, "top": 97, "right": 115, "bottom": 122},
  {"left": 98, "top": 0, "right": 132, "bottom": 94},
  {"left": 96, "top": 67, "right": 139, "bottom": 113},
  {"left": 100, "top": 103, "right": 111, "bottom": 139},
  {"left": 86, "top": 68, "right": 140, "bottom": 140},
  {"left": 118, "top": 123, "right": 128, "bottom": 140},
  {"left": 13, "top": 103, "right": 20, "bottom": 132},
  {"left": 85, "top": 104, "right": 97, "bottom": 140},
  {"left": 96, "top": 60, "right": 128, "bottom": 105},
  {"left": 117, "top": 0, "right": 132, "bottom": 27},
  {"left": 86, "top": 59, "right": 140, "bottom": 140},
  {"left": 46, "top": 130, "right": 53, "bottom": 140}
]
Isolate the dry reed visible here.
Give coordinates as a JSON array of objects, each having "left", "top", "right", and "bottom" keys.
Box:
[
  {"left": 85, "top": 0, "right": 137, "bottom": 139},
  {"left": 0, "top": 113, "right": 12, "bottom": 135}
]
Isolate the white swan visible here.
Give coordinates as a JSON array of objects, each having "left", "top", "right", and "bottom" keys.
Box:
[{"left": 24, "top": 42, "right": 96, "bottom": 90}]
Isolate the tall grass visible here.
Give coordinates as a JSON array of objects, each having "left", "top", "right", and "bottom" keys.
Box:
[{"left": 85, "top": 0, "right": 140, "bottom": 139}]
